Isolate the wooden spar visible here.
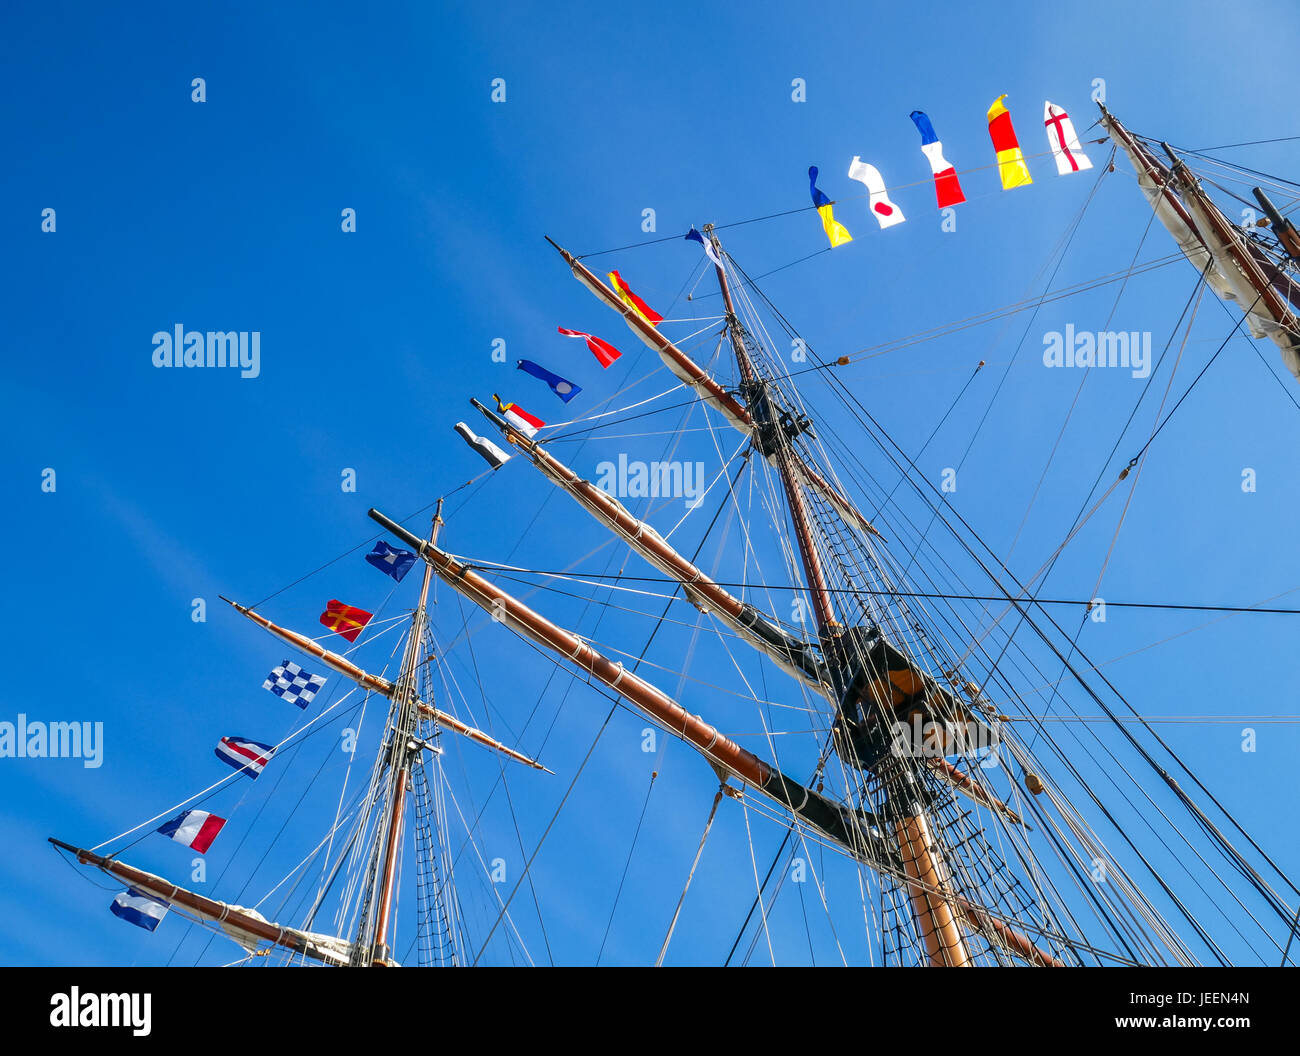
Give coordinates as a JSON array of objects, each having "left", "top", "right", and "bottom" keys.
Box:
[
  {"left": 1099, "top": 106, "right": 1206, "bottom": 248},
  {"left": 48, "top": 838, "right": 352, "bottom": 965},
  {"left": 926, "top": 758, "right": 1025, "bottom": 827},
  {"left": 1254, "top": 186, "right": 1300, "bottom": 261},
  {"left": 476, "top": 400, "right": 1026, "bottom": 829},
  {"left": 218, "top": 596, "right": 549, "bottom": 772},
  {"left": 1101, "top": 107, "right": 1300, "bottom": 347},
  {"left": 545, "top": 236, "right": 880, "bottom": 540},
  {"left": 368, "top": 507, "right": 893, "bottom": 862},
  {"left": 956, "top": 898, "right": 1066, "bottom": 968},
  {"left": 707, "top": 226, "right": 839, "bottom": 631},
  {"left": 471, "top": 397, "right": 827, "bottom": 691},
  {"left": 220, "top": 595, "right": 394, "bottom": 695},
  {"left": 370, "top": 502, "right": 442, "bottom": 966},
  {"left": 544, "top": 235, "right": 749, "bottom": 430},
  {"left": 1165, "top": 149, "right": 1300, "bottom": 340},
  {"left": 365, "top": 512, "right": 1060, "bottom": 966}
]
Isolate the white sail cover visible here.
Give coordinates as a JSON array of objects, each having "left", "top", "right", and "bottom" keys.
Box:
[{"left": 1104, "top": 112, "right": 1300, "bottom": 383}]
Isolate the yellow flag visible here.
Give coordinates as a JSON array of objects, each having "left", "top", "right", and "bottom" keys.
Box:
[
  {"left": 817, "top": 204, "right": 853, "bottom": 248},
  {"left": 809, "top": 165, "right": 853, "bottom": 248}
]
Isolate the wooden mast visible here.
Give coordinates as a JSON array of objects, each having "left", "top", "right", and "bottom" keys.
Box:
[
  {"left": 704, "top": 226, "right": 970, "bottom": 966},
  {"left": 705, "top": 225, "right": 840, "bottom": 631},
  {"left": 368, "top": 499, "right": 443, "bottom": 966}
]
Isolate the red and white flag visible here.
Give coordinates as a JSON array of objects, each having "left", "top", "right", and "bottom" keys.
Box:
[
  {"left": 493, "top": 395, "right": 545, "bottom": 438},
  {"left": 557, "top": 327, "right": 622, "bottom": 368},
  {"left": 1043, "top": 101, "right": 1093, "bottom": 175},
  {"left": 848, "top": 157, "right": 906, "bottom": 229}
]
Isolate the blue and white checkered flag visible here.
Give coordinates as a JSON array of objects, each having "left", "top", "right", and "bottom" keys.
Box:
[{"left": 263, "top": 660, "right": 327, "bottom": 709}]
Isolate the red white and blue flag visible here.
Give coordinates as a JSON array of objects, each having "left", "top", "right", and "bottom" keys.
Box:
[
  {"left": 215, "top": 736, "right": 275, "bottom": 779},
  {"left": 157, "top": 809, "right": 226, "bottom": 853},
  {"left": 110, "top": 888, "right": 168, "bottom": 931},
  {"left": 909, "top": 111, "right": 966, "bottom": 208}
]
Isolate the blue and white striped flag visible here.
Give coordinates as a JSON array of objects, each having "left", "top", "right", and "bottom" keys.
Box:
[
  {"left": 685, "top": 226, "right": 723, "bottom": 267},
  {"left": 110, "top": 888, "right": 168, "bottom": 931}
]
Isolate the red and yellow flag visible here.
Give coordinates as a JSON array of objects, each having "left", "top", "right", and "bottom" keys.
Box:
[
  {"left": 987, "top": 94, "right": 1033, "bottom": 190},
  {"left": 319, "top": 599, "right": 373, "bottom": 643},
  {"left": 607, "top": 270, "right": 663, "bottom": 326}
]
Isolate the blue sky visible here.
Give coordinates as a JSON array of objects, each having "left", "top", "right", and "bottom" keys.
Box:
[{"left": 3, "top": 0, "right": 1299, "bottom": 966}]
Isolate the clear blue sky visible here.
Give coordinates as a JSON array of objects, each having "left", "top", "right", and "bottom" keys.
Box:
[{"left": 3, "top": 0, "right": 1299, "bottom": 966}]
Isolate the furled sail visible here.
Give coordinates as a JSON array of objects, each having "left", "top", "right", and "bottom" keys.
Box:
[
  {"left": 49, "top": 839, "right": 356, "bottom": 966},
  {"left": 1101, "top": 104, "right": 1300, "bottom": 383}
]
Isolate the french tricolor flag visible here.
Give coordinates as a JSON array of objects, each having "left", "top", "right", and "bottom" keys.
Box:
[
  {"left": 157, "top": 809, "right": 226, "bottom": 853},
  {"left": 110, "top": 888, "right": 168, "bottom": 931},
  {"left": 215, "top": 736, "right": 275, "bottom": 779},
  {"left": 910, "top": 110, "right": 966, "bottom": 208}
]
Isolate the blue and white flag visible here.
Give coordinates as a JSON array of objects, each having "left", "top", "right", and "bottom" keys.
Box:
[
  {"left": 215, "top": 736, "right": 275, "bottom": 778},
  {"left": 685, "top": 226, "right": 723, "bottom": 267},
  {"left": 365, "top": 541, "right": 416, "bottom": 582},
  {"left": 516, "top": 359, "right": 581, "bottom": 403},
  {"left": 110, "top": 888, "right": 168, "bottom": 931},
  {"left": 263, "top": 659, "right": 327, "bottom": 708}
]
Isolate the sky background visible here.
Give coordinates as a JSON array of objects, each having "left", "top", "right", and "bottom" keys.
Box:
[{"left": 3, "top": 0, "right": 1299, "bottom": 966}]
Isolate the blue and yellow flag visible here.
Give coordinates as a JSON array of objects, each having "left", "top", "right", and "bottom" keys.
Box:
[{"left": 808, "top": 166, "right": 852, "bottom": 248}]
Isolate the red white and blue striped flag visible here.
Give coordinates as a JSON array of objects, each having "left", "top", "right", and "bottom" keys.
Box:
[
  {"left": 215, "top": 736, "right": 275, "bottom": 779},
  {"left": 157, "top": 809, "right": 226, "bottom": 853},
  {"left": 909, "top": 111, "right": 966, "bottom": 208}
]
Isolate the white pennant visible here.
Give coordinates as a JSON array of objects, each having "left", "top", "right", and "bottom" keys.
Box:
[
  {"left": 454, "top": 421, "right": 511, "bottom": 469},
  {"left": 848, "top": 157, "right": 906, "bottom": 229}
]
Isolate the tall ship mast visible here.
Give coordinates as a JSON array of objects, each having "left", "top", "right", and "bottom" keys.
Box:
[{"left": 50, "top": 105, "right": 1300, "bottom": 967}]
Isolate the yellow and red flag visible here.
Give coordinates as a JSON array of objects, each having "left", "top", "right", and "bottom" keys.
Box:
[
  {"left": 607, "top": 271, "right": 663, "bottom": 326},
  {"left": 319, "top": 599, "right": 372, "bottom": 643},
  {"left": 987, "top": 95, "right": 1033, "bottom": 190}
]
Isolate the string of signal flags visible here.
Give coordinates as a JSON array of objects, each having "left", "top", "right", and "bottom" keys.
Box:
[
  {"left": 450, "top": 95, "right": 1097, "bottom": 471},
  {"left": 812, "top": 96, "right": 1094, "bottom": 246}
]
